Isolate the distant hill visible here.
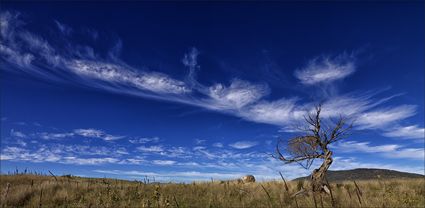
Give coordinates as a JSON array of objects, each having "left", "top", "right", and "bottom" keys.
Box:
[{"left": 292, "top": 168, "right": 424, "bottom": 182}]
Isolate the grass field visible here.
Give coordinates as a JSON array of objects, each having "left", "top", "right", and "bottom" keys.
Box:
[{"left": 1, "top": 174, "right": 424, "bottom": 207}]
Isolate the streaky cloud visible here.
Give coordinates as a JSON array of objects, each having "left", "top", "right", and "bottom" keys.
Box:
[
  {"left": 206, "top": 79, "right": 269, "bottom": 110},
  {"left": 229, "top": 141, "right": 258, "bottom": 149},
  {"left": 383, "top": 125, "right": 425, "bottom": 139},
  {"left": 294, "top": 53, "right": 355, "bottom": 85},
  {"left": 74, "top": 128, "right": 124, "bottom": 141},
  {"left": 54, "top": 20, "right": 72, "bottom": 36},
  {"left": 355, "top": 105, "right": 417, "bottom": 129},
  {"left": 0, "top": 10, "right": 421, "bottom": 138},
  {"left": 10, "top": 129, "right": 27, "bottom": 138},
  {"left": 332, "top": 140, "right": 424, "bottom": 160},
  {"left": 66, "top": 59, "right": 191, "bottom": 95}
]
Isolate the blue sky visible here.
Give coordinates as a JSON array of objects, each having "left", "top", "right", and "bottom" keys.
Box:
[{"left": 0, "top": 2, "right": 424, "bottom": 182}]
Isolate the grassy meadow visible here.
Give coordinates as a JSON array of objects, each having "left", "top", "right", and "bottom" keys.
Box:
[{"left": 0, "top": 173, "right": 424, "bottom": 208}]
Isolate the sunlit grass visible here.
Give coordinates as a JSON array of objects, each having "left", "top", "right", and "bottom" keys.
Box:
[{"left": 1, "top": 174, "right": 424, "bottom": 207}]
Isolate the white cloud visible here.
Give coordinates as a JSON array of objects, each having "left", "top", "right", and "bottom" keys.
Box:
[
  {"left": 195, "top": 139, "right": 206, "bottom": 145},
  {"left": 0, "top": 147, "right": 24, "bottom": 160},
  {"left": 116, "top": 147, "right": 129, "bottom": 155},
  {"left": 206, "top": 79, "right": 269, "bottom": 110},
  {"left": 62, "top": 156, "right": 119, "bottom": 165},
  {"left": 0, "top": 44, "right": 34, "bottom": 68},
  {"left": 38, "top": 132, "right": 74, "bottom": 140},
  {"left": 193, "top": 146, "right": 206, "bottom": 151},
  {"left": 0, "top": 145, "right": 134, "bottom": 165},
  {"left": 66, "top": 59, "right": 190, "bottom": 95},
  {"left": 194, "top": 149, "right": 218, "bottom": 159},
  {"left": 0, "top": 11, "right": 14, "bottom": 38},
  {"left": 182, "top": 47, "right": 199, "bottom": 69},
  {"left": 212, "top": 142, "right": 223, "bottom": 148},
  {"left": 294, "top": 54, "right": 355, "bottom": 85},
  {"left": 1, "top": 11, "right": 190, "bottom": 99},
  {"left": 332, "top": 140, "right": 424, "bottom": 160},
  {"left": 119, "top": 157, "right": 145, "bottom": 165},
  {"left": 129, "top": 137, "right": 160, "bottom": 144},
  {"left": 74, "top": 128, "right": 103, "bottom": 137},
  {"left": 240, "top": 98, "right": 301, "bottom": 126},
  {"left": 229, "top": 141, "right": 258, "bottom": 149},
  {"left": 388, "top": 148, "right": 425, "bottom": 160},
  {"left": 0, "top": 10, "right": 422, "bottom": 141},
  {"left": 19, "top": 31, "right": 60, "bottom": 65},
  {"left": 152, "top": 160, "right": 176, "bottom": 166},
  {"left": 163, "top": 147, "right": 191, "bottom": 158},
  {"left": 383, "top": 125, "right": 425, "bottom": 139},
  {"left": 74, "top": 128, "right": 124, "bottom": 141},
  {"left": 177, "top": 162, "right": 200, "bottom": 167},
  {"left": 52, "top": 144, "right": 128, "bottom": 156},
  {"left": 10, "top": 129, "right": 27, "bottom": 138},
  {"left": 54, "top": 20, "right": 72, "bottom": 36},
  {"left": 321, "top": 92, "right": 384, "bottom": 117},
  {"left": 136, "top": 72, "right": 191, "bottom": 94},
  {"left": 182, "top": 47, "right": 201, "bottom": 88},
  {"left": 356, "top": 105, "right": 416, "bottom": 129},
  {"left": 332, "top": 141, "right": 400, "bottom": 153},
  {"left": 137, "top": 145, "right": 164, "bottom": 152},
  {"left": 28, "top": 128, "right": 124, "bottom": 141},
  {"left": 0, "top": 146, "right": 62, "bottom": 163},
  {"left": 16, "top": 139, "right": 27, "bottom": 147}
]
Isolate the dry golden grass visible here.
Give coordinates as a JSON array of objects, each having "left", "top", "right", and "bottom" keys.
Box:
[{"left": 1, "top": 174, "right": 424, "bottom": 207}]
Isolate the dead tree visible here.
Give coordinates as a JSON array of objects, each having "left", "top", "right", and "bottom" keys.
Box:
[{"left": 275, "top": 105, "right": 352, "bottom": 194}]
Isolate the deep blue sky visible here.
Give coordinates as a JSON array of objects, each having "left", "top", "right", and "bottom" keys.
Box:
[{"left": 1, "top": 2, "right": 424, "bottom": 181}]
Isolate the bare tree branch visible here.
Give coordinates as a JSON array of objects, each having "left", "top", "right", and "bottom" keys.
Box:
[{"left": 274, "top": 104, "right": 353, "bottom": 193}]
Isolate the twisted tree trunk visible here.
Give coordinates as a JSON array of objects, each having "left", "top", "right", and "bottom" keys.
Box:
[{"left": 311, "top": 150, "right": 333, "bottom": 193}]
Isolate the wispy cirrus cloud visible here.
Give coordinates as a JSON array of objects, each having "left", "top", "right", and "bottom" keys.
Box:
[
  {"left": 0, "top": 10, "right": 422, "bottom": 139},
  {"left": 54, "top": 20, "right": 72, "bottom": 36},
  {"left": 229, "top": 141, "right": 258, "bottom": 149},
  {"left": 74, "top": 128, "right": 124, "bottom": 141},
  {"left": 1, "top": 11, "right": 191, "bottom": 102},
  {"left": 182, "top": 47, "right": 200, "bottom": 87},
  {"left": 38, "top": 132, "right": 75, "bottom": 140},
  {"left": 294, "top": 54, "right": 355, "bottom": 85},
  {"left": 129, "top": 137, "right": 160, "bottom": 144},
  {"left": 10, "top": 129, "right": 27, "bottom": 138},
  {"left": 15, "top": 127, "right": 124, "bottom": 141},
  {"left": 383, "top": 125, "right": 425, "bottom": 139},
  {"left": 137, "top": 145, "right": 164, "bottom": 153},
  {"left": 332, "top": 140, "right": 424, "bottom": 160},
  {"left": 152, "top": 160, "right": 176, "bottom": 166},
  {"left": 1, "top": 144, "right": 132, "bottom": 165},
  {"left": 66, "top": 60, "right": 191, "bottom": 95},
  {"left": 240, "top": 98, "right": 301, "bottom": 126},
  {"left": 195, "top": 139, "right": 206, "bottom": 145},
  {"left": 212, "top": 142, "right": 224, "bottom": 148},
  {"left": 206, "top": 79, "right": 269, "bottom": 110},
  {"left": 62, "top": 157, "right": 120, "bottom": 165},
  {"left": 355, "top": 105, "right": 417, "bottom": 129},
  {"left": 0, "top": 146, "right": 117, "bottom": 165},
  {"left": 33, "top": 128, "right": 124, "bottom": 141}
]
